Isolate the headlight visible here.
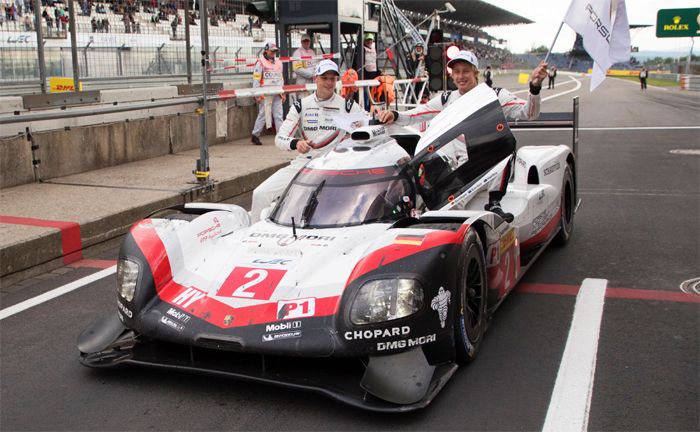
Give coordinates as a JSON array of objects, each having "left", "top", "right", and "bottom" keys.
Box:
[
  {"left": 350, "top": 278, "right": 423, "bottom": 325},
  {"left": 117, "top": 258, "right": 140, "bottom": 302}
]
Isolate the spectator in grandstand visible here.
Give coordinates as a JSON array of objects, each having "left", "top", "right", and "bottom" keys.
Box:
[
  {"left": 250, "top": 42, "right": 285, "bottom": 146},
  {"left": 22, "top": 13, "right": 32, "bottom": 30},
  {"left": 639, "top": 67, "right": 648, "bottom": 90},
  {"left": 547, "top": 65, "right": 557, "bottom": 89},
  {"left": 484, "top": 65, "right": 493, "bottom": 88},
  {"left": 102, "top": 17, "right": 109, "bottom": 32},
  {"left": 290, "top": 33, "right": 317, "bottom": 103},
  {"left": 170, "top": 14, "right": 177, "bottom": 38},
  {"left": 42, "top": 8, "right": 53, "bottom": 35},
  {"left": 123, "top": 11, "right": 130, "bottom": 32},
  {"left": 363, "top": 33, "right": 378, "bottom": 80},
  {"left": 16, "top": 0, "right": 24, "bottom": 16},
  {"left": 96, "top": 3, "right": 105, "bottom": 13},
  {"left": 91, "top": 15, "right": 97, "bottom": 31},
  {"left": 376, "top": 50, "right": 548, "bottom": 222},
  {"left": 247, "top": 14, "right": 253, "bottom": 36},
  {"left": 250, "top": 59, "right": 367, "bottom": 222}
]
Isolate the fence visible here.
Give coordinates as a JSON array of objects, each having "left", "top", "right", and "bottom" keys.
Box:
[{"left": 0, "top": 0, "right": 285, "bottom": 85}]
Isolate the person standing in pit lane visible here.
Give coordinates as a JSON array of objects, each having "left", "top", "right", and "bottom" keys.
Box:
[
  {"left": 639, "top": 67, "right": 648, "bottom": 90},
  {"left": 547, "top": 65, "right": 557, "bottom": 89},
  {"left": 484, "top": 65, "right": 493, "bottom": 88},
  {"left": 376, "top": 50, "right": 548, "bottom": 223},
  {"left": 290, "top": 33, "right": 317, "bottom": 103},
  {"left": 251, "top": 42, "right": 285, "bottom": 146},
  {"left": 249, "top": 60, "right": 367, "bottom": 222}
]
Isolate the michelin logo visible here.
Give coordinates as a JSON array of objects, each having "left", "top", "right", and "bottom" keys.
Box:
[{"left": 262, "top": 330, "right": 302, "bottom": 342}]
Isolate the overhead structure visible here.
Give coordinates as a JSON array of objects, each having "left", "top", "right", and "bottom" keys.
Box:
[
  {"left": 276, "top": 0, "right": 378, "bottom": 80},
  {"left": 394, "top": 0, "right": 532, "bottom": 27}
]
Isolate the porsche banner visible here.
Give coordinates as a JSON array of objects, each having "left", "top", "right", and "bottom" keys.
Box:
[{"left": 563, "top": 0, "right": 630, "bottom": 91}]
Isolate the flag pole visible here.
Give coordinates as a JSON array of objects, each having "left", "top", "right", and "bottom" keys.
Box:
[{"left": 544, "top": 21, "right": 565, "bottom": 64}]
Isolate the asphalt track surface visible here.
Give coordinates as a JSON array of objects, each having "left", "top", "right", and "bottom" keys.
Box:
[{"left": 1, "top": 75, "right": 698, "bottom": 431}]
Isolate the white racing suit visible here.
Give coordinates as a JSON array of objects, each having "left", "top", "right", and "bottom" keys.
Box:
[
  {"left": 392, "top": 86, "right": 541, "bottom": 204},
  {"left": 250, "top": 93, "right": 365, "bottom": 222},
  {"left": 290, "top": 47, "right": 317, "bottom": 103},
  {"left": 252, "top": 55, "right": 284, "bottom": 137}
]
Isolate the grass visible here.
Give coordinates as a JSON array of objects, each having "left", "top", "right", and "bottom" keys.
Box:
[{"left": 612, "top": 76, "right": 679, "bottom": 88}]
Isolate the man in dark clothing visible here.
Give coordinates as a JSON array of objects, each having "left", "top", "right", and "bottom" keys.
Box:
[
  {"left": 547, "top": 66, "right": 557, "bottom": 89},
  {"left": 484, "top": 65, "right": 493, "bottom": 87},
  {"left": 639, "top": 67, "right": 648, "bottom": 90}
]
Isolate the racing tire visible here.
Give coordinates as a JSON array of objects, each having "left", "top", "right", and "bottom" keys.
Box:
[
  {"left": 553, "top": 166, "right": 575, "bottom": 246},
  {"left": 454, "top": 230, "right": 488, "bottom": 364}
]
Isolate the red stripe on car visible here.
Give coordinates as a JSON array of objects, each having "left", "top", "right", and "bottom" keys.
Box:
[{"left": 346, "top": 225, "right": 469, "bottom": 286}]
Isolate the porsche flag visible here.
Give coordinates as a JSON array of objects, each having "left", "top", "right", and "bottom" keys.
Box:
[{"left": 564, "top": 0, "right": 631, "bottom": 91}]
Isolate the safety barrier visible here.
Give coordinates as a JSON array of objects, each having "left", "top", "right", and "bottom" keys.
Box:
[
  {"left": 207, "top": 53, "right": 341, "bottom": 72},
  {"left": 680, "top": 75, "right": 700, "bottom": 91}
]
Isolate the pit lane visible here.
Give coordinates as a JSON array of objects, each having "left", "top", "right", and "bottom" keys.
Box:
[{"left": 1, "top": 76, "right": 698, "bottom": 431}]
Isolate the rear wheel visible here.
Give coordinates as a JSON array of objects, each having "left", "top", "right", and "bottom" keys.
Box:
[
  {"left": 554, "top": 166, "right": 575, "bottom": 246},
  {"left": 454, "top": 230, "right": 487, "bottom": 364}
]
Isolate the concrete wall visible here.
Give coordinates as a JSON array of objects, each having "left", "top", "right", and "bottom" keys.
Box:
[
  {"left": 0, "top": 135, "right": 35, "bottom": 189},
  {"left": 1, "top": 103, "right": 258, "bottom": 188}
]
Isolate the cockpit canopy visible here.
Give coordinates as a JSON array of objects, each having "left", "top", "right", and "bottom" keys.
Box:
[{"left": 271, "top": 165, "right": 415, "bottom": 228}]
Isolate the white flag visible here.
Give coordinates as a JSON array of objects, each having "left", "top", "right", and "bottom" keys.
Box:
[{"left": 564, "top": 0, "right": 630, "bottom": 91}]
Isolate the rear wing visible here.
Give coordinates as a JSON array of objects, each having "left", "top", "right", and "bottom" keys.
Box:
[{"left": 507, "top": 97, "right": 580, "bottom": 158}]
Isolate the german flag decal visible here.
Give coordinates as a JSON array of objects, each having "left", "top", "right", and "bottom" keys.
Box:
[{"left": 394, "top": 234, "right": 426, "bottom": 246}]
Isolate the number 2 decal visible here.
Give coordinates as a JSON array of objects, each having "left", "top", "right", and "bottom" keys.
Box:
[
  {"left": 217, "top": 267, "right": 286, "bottom": 300},
  {"left": 231, "top": 269, "right": 268, "bottom": 298}
]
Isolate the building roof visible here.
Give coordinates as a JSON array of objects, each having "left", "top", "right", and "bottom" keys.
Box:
[{"left": 395, "top": 0, "right": 533, "bottom": 27}]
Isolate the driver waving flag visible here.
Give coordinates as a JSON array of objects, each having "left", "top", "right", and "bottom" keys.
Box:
[{"left": 377, "top": 50, "right": 547, "bottom": 222}]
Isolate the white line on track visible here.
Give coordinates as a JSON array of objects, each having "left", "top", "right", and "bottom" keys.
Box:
[
  {"left": 0, "top": 265, "right": 116, "bottom": 321},
  {"left": 542, "top": 76, "right": 582, "bottom": 102},
  {"left": 542, "top": 278, "right": 608, "bottom": 432},
  {"left": 515, "top": 125, "right": 700, "bottom": 132}
]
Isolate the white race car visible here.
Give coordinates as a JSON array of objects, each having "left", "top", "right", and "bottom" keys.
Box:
[{"left": 78, "top": 83, "right": 578, "bottom": 412}]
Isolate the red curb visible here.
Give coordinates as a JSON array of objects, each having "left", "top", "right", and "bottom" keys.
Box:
[{"left": 0, "top": 215, "right": 83, "bottom": 265}]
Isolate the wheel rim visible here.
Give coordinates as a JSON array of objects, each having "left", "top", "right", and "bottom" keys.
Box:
[{"left": 464, "top": 256, "right": 484, "bottom": 341}]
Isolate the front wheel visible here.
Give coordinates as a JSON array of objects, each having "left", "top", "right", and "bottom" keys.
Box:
[
  {"left": 553, "top": 166, "right": 575, "bottom": 246},
  {"left": 454, "top": 230, "right": 487, "bottom": 364}
]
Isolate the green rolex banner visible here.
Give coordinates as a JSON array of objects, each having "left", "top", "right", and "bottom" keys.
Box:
[{"left": 656, "top": 8, "right": 700, "bottom": 38}]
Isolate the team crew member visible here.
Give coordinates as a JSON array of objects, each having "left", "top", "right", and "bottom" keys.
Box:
[
  {"left": 250, "top": 60, "right": 366, "bottom": 222},
  {"left": 377, "top": 50, "right": 548, "bottom": 222},
  {"left": 639, "top": 67, "right": 648, "bottom": 90},
  {"left": 290, "top": 33, "right": 317, "bottom": 102},
  {"left": 251, "top": 42, "right": 285, "bottom": 146},
  {"left": 484, "top": 65, "right": 493, "bottom": 88},
  {"left": 363, "top": 33, "right": 379, "bottom": 79},
  {"left": 547, "top": 65, "right": 557, "bottom": 89}
]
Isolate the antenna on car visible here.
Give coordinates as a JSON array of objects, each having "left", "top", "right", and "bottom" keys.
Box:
[{"left": 291, "top": 217, "right": 297, "bottom": 239}]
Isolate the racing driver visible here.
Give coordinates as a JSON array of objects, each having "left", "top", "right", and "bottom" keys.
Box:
[
  {"left": 250, "top": 59, "right": 367, "bottom": 222},
  {"left": 377, "top": 50, "right": 548, "bottom": 222}
]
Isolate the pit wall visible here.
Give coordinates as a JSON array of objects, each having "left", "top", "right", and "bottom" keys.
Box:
[{"left": 1, "top": 102, "right": 257, "bottom": 189}]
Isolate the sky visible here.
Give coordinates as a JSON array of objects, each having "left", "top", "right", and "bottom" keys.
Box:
[{"left": 480, "top": 0, "right": 698, "bottom": 57}]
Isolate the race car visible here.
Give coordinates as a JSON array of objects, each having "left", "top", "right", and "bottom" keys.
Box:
[{"left": 78, "top": 84, "right": 578, "bottom": 412}]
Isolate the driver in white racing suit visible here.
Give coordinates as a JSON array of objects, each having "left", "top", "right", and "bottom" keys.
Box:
[
  {"left": 250, "top": 59, "right": 366, "bottom": 222},
  {"left": 377, "top": 50, "right": 548, "bottom": 222}
]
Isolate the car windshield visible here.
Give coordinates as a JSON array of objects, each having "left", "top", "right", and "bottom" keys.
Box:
[{"left": 271, "top": 166, "right": 415, "bottom": 228}]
